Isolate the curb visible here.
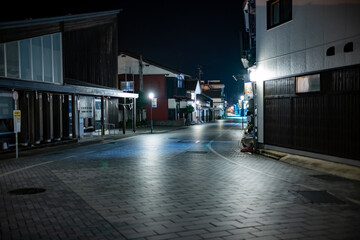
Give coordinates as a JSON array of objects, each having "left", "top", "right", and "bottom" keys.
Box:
[{"left": 259, "top": 149, "right": 360, "bottom": 182}]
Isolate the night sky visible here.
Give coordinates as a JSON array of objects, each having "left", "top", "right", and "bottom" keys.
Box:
[{"left": 3, "top": 0, "right": 246, "bottom": 103}]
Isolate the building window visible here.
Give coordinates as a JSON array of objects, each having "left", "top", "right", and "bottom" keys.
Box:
[
  {"left": 53, "top": 33, "right": 62, "bottom": 84},
  {"left": 20, "top": 39, "right": 32, "bottom": 80},
  {"left": 43, "top": 35, "right": 53, "bottom": 82},
  {"left": 296, "top": 74, "right": 320, "bottom": 93},
  {"left": 267, "top": 0, "right": 292, "bottom": 29},
  {"left": 177, "top": 79, "right": 184, "bottom": 88},
  {"left": 32, "top": 36, "right": 43, "bottom": 81},
  {"left": 6, "top": 41, "right": 19, "bottom": 78},
  {"left": 0, "top": 44, "right": 5, "bottom": 76},
  {"left": 0, "top": 33, "right": 62, "bottom": 84}
]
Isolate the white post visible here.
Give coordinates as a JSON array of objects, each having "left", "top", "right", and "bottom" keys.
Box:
[
  {"left": 12, "top": 90, "right": 20, "bottom": 159},
  {"left": 150, "top": 104, "right": 153, "bottom": 134}
]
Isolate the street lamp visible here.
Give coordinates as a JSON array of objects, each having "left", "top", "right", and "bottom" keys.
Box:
[{"left": 149, "top": 93, "right": 154, "bottom": 133}]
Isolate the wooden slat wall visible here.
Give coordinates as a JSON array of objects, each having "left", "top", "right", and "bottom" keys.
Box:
[
  {"left": 264, "top": 65, "right": 360, "bottom": 160},
  {"left": 62, "top": 20, "right": 118, "bottom": 88}
]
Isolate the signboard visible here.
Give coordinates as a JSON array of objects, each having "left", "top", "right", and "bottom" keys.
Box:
[
  {"left": 244, "top": 82, "right": 253, "bottom": 97},
  {"left": 12, "top": 91, "right": 19, "bottom": 101},
  {"left": 79, "top": 96, "right": 94, "bottom": 118},
  {"left": 152, "top": 98, "right": 157, "bottom": 108},
  {"left": 13, "top": 110, "right": 21, "bottom": 133}
]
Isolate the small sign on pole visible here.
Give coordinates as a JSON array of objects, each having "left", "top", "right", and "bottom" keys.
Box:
[
  {"left": 13, "top": 110, "right": 21, "bottom": 133},
  {"left": 13, "top": 108, "right": 21, "bottom": 159},
  {"left": 152, "top": 98, "right": 157, "bottom": 108}
]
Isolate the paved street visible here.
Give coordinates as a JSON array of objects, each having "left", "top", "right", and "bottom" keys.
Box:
[{"left": 1, "top": 119, "right": 360, "bottom": 240}]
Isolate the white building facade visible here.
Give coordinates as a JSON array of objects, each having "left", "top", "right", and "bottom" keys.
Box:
[{"left": 253, "top": 0, "right": 360, "bottom": 164}]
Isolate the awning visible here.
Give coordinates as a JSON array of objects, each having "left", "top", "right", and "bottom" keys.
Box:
[
  {"left": 0, "top": 77, "right": 138, "bottom": 99},
  {"left": 196, "top": 93, "right": 212, "bottom": 102},
  {"left": 173, "top": 95, "right": 192, "bottom": 101}
]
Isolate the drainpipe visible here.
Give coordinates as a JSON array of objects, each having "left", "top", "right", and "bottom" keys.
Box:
[{"left": 139, "top": 55, "right": 143, "bottom": 92}]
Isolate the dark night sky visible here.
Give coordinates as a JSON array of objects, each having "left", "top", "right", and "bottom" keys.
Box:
[{"left": 3, "top": 1, "right": 245, "bottom": 103}]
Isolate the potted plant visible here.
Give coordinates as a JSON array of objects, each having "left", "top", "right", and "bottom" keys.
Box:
[{"left": 184, "top": 105, "right": 194, "bottom": 126}]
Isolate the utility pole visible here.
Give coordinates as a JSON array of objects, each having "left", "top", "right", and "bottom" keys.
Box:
[
  {"left": 197, "top": 65, "right": 203, "bottom": 80},
  {"left": 139, "top": 55, "right": 143, "bottom": 91}
]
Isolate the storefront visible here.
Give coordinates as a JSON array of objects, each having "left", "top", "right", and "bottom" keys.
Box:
[
  {"left": 0, "top": 78, "right": 137, "bottom": 149},
  {"left": 0, "top": 10, "right": 138, "bottom": 150}
]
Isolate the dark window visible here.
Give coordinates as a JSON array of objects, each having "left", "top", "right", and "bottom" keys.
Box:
[
  {"left": 267, "top": 0, "right": 292, "bottom": 29},
  {"left": 344, "top": 42, "right": 353, "bottom": 53},
  {"left": 168, "top": 109, "right": 176, "bottom": 120}
]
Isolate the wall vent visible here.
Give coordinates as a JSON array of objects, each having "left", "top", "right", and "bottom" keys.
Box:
[
  {"left": 326, "top": 46, "right": 335, "bottom": 56},
  {"left": 344, "top": 42, "right": 353, "bottom": 53}
]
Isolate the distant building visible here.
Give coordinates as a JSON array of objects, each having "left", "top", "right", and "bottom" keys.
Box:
[
  {"left": 196, "top": 93, "right": 213, "bottom": 123},
  {"left": 200, "top": 80, "right": 225, "bottom": 119},
  {"left": 0, "top": 11, "right": 137, "bottom": 150},
  {"left": 184, "top": 79, "right": 201, "bottom": 123},
  {"left": 118, "top": 52, "right": 190, "bottom": 126},
  {"left": 252, "top": 0, "right": 360, "bottom": 163}
]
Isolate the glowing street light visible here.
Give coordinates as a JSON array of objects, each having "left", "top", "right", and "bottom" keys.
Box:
[
  {"left": 149, "top": 92, "right": 154, "bottom": 100},
  {"left": 148, "top": 92, "right": 154, "bottom": 133}
]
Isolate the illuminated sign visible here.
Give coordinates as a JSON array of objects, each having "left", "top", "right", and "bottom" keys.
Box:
[{"left": 245, "top": 82, "right": 253, "bottom": 97}]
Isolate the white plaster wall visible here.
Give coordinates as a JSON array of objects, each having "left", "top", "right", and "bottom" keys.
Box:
[
  {"left": 180, "top": 101, "right": 187, "bottom": 108},
  {"left": 256, "top": 80, "right": 264, "bottom": 143},
  {"left": 118, "top": 55, "right": 179, "bottom": 77},
  {"left": 256, "top": 0, "right": 360, "bottom": 80},
  {"left": 168, "top": 99, "right": 176, "bottom": 109},
  {"left": 255, "top": 0, "right": 360, "bottom": 143}
]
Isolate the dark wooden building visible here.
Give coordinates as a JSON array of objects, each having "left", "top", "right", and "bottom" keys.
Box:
[
  {"left": 263, "top": 65, "right": 360, "bottom": 161},
  {"left": 0, "top": 10, "right": 137, "bottom": 149}
]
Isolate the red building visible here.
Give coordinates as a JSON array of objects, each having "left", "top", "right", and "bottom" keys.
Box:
[{"left": 118, "top": 52, "right": 191, "bottom": 125}]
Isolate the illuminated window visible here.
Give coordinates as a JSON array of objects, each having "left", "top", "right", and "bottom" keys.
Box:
[
  {"left": 296, "top": 74, "right": 320, "bottom": 93},
  {"left": 267, "top": 0, "right": 292, "bottom": 29}
]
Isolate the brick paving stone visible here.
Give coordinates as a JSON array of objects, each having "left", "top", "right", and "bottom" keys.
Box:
[
  {"left": 247, "top": 236, "right": 279, "bottom": 240},
  {"left": 252, "top": 230, "right": 283, "bottom": 237},
  {"left": 200, "top": 230, "right": 232, "bottom": 239},
  {"left": 275, "top": 232, "right": 306, "bottom": 239},
  {"left": 229, "top": 227, "right": 261, "bottom": 235},
  {"left": 171, "top": 236, "right": 203, "bottom": 240},
  {"left": 177, "top": 229, "right": 208, "bottom": 237},
  {"left": 146, "top": 233, "right": 180, "bottom": 240}
]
